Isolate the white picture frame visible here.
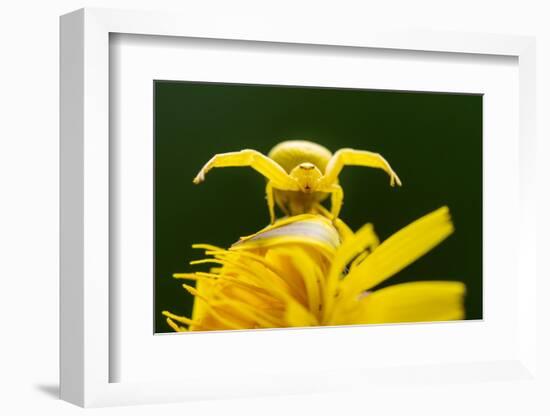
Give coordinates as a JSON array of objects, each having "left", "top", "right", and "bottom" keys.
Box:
[{"left": 60, "top": 7, "right": 538, "bottom": 408}]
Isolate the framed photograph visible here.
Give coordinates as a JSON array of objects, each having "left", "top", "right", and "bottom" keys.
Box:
[
  {"left": 153, "top": 80, "right": 480, "bottom": 335},
  {"left": 60, "top": 8, "right": 538, "bottom": 407}
]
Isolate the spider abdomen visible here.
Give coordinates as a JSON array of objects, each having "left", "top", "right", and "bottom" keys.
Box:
[{"left": 268, "top": 140, "right": 332, "bottom": 174}]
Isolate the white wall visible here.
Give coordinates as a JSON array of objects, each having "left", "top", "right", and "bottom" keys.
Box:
[{"left": 1, "top": 1, "right": 548, "bottom": 415}]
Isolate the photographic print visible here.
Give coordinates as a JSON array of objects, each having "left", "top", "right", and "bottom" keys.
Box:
[{"left": 154, "top": 81, "right": 482, "bottom": 333}]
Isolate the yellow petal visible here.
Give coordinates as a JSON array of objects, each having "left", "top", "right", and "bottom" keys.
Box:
[
  {"left": 340, "top": 206, "right": 454, "bottom": 296},
  {"left": 191, "top": 277, "right": 215, "bottom": 325},
  {"left": 231, "top": 214, "right": 340, "bottom": 256},
  {"left": 263, "top": 248, "right": 308, "bottom": 305},
  {"left": 214, "top": 252, "right": 294, "bottom": 296},
  {"left": 357, "top": 281, "right": 466, "bottom": 324},
  {"left": 284, "top": 300, "right": 319, "bottom": 327},
  {"left": 162, "top": 310, "right": 198, "bottom": 327},
  {"left": 165, "top": 317, "right": 187, "bottom": 332},
  {"left": 323, "top": 222, "right": 379, "bottom": 321},
  {"left": 211, "top": 298, "right": 284, "bottom": 328},
  {"left": 274, "top": 247, "right": 323, "bottom": 316}
]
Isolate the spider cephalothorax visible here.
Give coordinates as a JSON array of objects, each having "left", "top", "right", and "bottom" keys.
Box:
[{"left": 193, "top": 140, "right": 401, "bottom": 223}]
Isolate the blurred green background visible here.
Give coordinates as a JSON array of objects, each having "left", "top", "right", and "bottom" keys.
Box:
[{"left": 154, "top": 81, "right": 482, "bottom": 333}]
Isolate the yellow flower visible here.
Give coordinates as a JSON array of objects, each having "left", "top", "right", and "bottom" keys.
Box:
[{"left": 163, "top": 207, "right": 465, "bottom": 331}]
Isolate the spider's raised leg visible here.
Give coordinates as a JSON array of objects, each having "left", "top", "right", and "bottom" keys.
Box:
[
  {"left": 315, "top": 183, "right": 346, "bottom": 220},
  {"left": 329, "top": 184, "right": 344, "bottom": 219},
  {"left": 321, "top": 149, "right": 402, "bottom": 188},
  {"left": 193, "top": 149, "right": 299, "bottom": 191},
  {"left": 266, "top": 182, "right": 276, "bottom": 224}
]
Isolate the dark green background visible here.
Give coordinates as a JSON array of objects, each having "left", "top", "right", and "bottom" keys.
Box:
[{"left": 154, "top": 81, "right": 483, "bottom": 333}]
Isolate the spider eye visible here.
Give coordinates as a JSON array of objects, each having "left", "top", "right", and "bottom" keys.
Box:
[{"left": 299, "top": 163, "right": 315, "bottom": 170}]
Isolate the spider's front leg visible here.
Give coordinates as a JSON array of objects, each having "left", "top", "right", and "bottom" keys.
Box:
[
  {"left": 193, "top": 149, "right": 299, "bottom": 223},
  {"left": 317, "top": 183, "right": 344, "bottom": 220},
  {"left": 193, "top": 149, "right": 299, "bottom": 190},
  {"left": 265, "top": 182, "right": 276, "bottom": 224},
  {"left": 322, "top": 148, "right": 402, "bottom": 187},
  {"left": 330, "top": 184, "right": 344, "bottom": 220}
]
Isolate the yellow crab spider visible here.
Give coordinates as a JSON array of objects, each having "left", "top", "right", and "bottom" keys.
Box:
[{"left": 193, "top": 140, "right": 402, "bottom": 223}]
